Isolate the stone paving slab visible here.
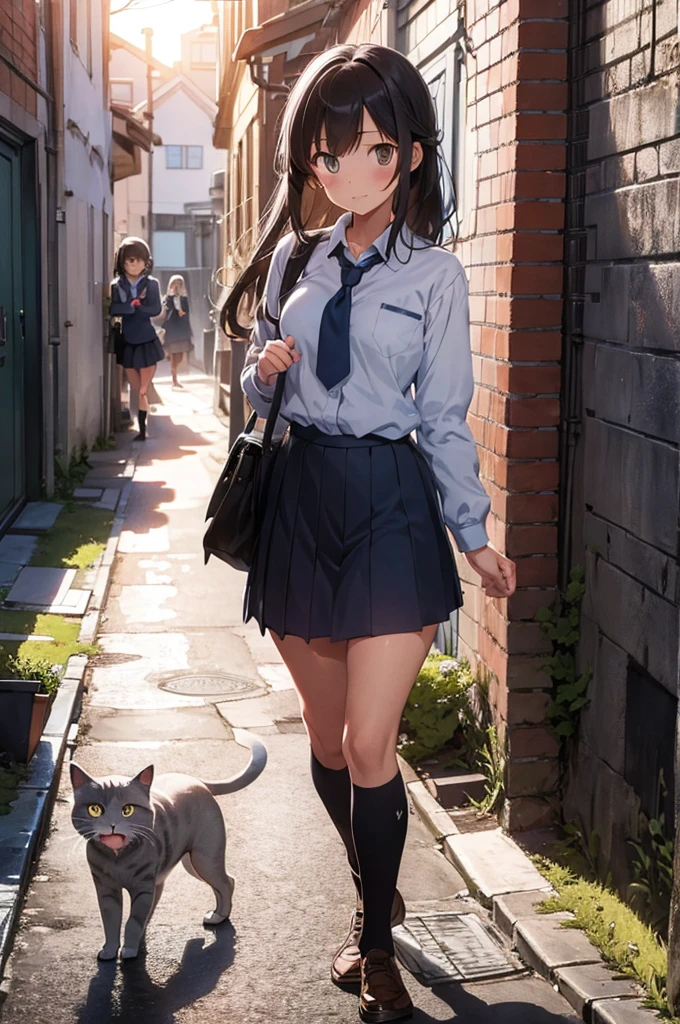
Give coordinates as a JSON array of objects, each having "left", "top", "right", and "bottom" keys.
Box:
[
  {"left": 592, "top": 1000, "right": 659, "bottom": 1024},
  {"left": 0, "top": 790, "right": 49, "bottom": 854},
  {"left": 0, "top": 563, "right": 22, "bottom": 586},
  {"left": 256, "top": 663, "right": 295, "bottom": 691},
  {"left": 7, "top": 567, "right": 76, "bottom": 607},
  {"left": 493, "top": 890, "right": 553, "bottom": 938},
  {"left": 73, "top": 488, "right": 103, "bottom": 499},
  {"left": 407, "top": 780, "right": 461, "bottom": 840},
  {"left": 515, "top": 915, "right": 602, "bottom": 979},
  {"left": 0, "top": 633, "right": 53, "bottom": 642},
  {"left": 85, "top": 706, "right": 230, "bottom": 743},
  {"left": 554, "top": 964, "right": 639, "bottom": 1016},
  {"left": 0, "top": 535, "right": 37, "bottom": 564},
  {"left": 443, "top": 829, "right": 551, "bottom": 904},
  {"left": 216, "top": 689, "right": 301, "bottom": 731},
  {"left": 17, "top": 737, "right": 63, "bottom": 791},
  {"left": 43, "top": 678, "right": 83, "bottom": 739},
  {"left": 93, "top": 487, "right": 120, "bottom": 511},
  {"left": 9, "top": 502, "right": 62, "bottom": 533}
]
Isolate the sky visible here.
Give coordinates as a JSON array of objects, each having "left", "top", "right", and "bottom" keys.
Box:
[{"left": 110, "top": 0, "right": 214, "bottom": 66}]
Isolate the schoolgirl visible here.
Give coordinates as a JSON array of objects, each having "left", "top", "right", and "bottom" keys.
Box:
[
  {"left": 161, "top": 274, "right": 194, "bottom": 388},
  {"left": 110, "top": 237, "right": 163, "bottom": 440},
  {"left": 224, "top": 43, "right": 517, "bottom": 1023}
]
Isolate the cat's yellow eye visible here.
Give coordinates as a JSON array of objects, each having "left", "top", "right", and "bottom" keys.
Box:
[
  {"left": 121, "top": 804, "right": 135, "bottom": 817},
  {"left": 87, "top": 805, "right": 103, "bottom": 817}
]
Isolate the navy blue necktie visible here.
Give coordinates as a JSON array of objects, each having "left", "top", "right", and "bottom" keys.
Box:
[{"left": 316, "top": 243, "right": 383, "bottom": 391}]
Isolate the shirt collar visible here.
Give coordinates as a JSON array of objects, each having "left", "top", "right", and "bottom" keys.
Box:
[{"left": 325, "top": 212, "right": 422, "bottom": 273}]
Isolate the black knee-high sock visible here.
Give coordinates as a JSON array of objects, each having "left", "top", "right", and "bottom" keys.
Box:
[
  {"left": 137, "top": 409, "right": 147, "bottom": 438},
  {"left": 310, "top": 751, "right": 362, "bottom": 898},
  {"left": 352, "top": 771, "right": 408, "bottom": 955}
]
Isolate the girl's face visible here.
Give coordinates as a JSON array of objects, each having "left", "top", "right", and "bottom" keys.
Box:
[
  {"left": 308, "top": 108, "right": 422, "bottom": 217},
  {"left": 124, "top": 256, "right": 146, "bottom": 278}
]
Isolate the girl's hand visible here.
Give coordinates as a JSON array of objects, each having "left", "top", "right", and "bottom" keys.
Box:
[
  {"left": 257, "top": 335, "right": 300, "bottom": 385},
  {"left": 131, "top": 299, "right": 142, "bottom": 308},
  {"left": 464, "top": 545, "right": 516, "bottom": 598},
  {"left": 178, "top": 310, "right": 186, "bottom": 317}
]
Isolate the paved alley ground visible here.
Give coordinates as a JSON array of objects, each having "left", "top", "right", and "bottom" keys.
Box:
[{"left": 0, "top": 371, "right": 580, "bottom": 1024}]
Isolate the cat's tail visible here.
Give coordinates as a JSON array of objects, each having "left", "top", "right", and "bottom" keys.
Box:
[{"left": 202, "top": 729, "right": 268, "bottom": 795}]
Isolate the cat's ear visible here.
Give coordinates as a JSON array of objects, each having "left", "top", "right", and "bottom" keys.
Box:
[
  {"left": 70, "top": 762, "right": 96, "bottom": 790},
  {"left": 132, "top": 765, "right": 154, "bottom": 789}
]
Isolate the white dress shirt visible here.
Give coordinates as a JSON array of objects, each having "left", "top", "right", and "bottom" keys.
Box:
[{"left": 241, "top": 212, "right": 491, "bottom": 553}]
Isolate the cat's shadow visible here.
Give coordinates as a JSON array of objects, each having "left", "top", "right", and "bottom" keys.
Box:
[{"left": 75, "top": 922, "right": 236, "bottom": 1024}]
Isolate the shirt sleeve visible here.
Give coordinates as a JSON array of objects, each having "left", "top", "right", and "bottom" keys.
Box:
[
  {"left": 109, "top": 281, "right": 133, "bottom": 316},
  {"left": 240, "top": 232, "right": 296, "bottom": 417},
  {"left": 136, "top": 278, "right": 162, "bottom": 318},
  {"left": 414, "top": 266, "right": 491, "bottom": 553}
]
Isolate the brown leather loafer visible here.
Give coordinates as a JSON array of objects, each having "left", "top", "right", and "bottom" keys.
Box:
[
  {"left": 359, "top": 948, "right": 413, "bottom": 1022},
  {"left": 331, "top": 890, "right": 406, "bottom": 988}
]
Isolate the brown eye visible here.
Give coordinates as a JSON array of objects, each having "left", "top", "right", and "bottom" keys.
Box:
[
  {"left": 122, "top": 804, "right": 135, "bottom": 817},
  {"left": 88, "top": 805, "right": 103, "bottom": 817},
  {"left": 375, "top": 145, "right": 395, "bottom": 166}
]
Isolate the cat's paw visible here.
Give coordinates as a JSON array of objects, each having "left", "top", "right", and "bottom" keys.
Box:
[
  {"left": 203, "top": 910, "right": 229, "bottom": 926},
  {"left": 121, "top": 945, "right": 140, "bottom": 960},
  {"left": 97, "top": 945, "right": 119, "bottom": 961}
]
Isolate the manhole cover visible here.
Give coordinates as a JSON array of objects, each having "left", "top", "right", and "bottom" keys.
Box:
[
  {"left": 91, "top": 653, "right": 143, "bottom": 666},
  {"left": 393, "top": 913, "right": 521, "bottom": 985},
  {"left": 159, "top": 673, "right": 260, "bottom": 697}
]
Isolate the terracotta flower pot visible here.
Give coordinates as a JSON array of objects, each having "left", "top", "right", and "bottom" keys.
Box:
[
  {"left": 0, "top": 681, "right": 55, "bottom": 763},
  {"left": 28, "top": 692, "right": 53, "bottom": 762}
]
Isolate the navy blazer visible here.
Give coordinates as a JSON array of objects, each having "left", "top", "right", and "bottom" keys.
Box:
[{"left": 110, "top": 275, "right": 162, "bottom": 345}]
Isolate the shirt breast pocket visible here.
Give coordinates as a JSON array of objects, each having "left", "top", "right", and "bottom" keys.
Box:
[{"left": 372, "top": 303, "right": 423, "bottom": 357}]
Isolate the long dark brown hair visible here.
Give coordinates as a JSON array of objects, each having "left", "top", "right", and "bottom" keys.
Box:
[{"left": 222, "top": 43, "right": 454, "bottom": 338}]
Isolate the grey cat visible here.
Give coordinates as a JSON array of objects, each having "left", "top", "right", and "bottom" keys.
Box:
[{"left": 70, "top": 728, "right": 267, "bottom": 961}]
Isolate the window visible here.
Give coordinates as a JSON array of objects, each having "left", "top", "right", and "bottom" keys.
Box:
[
  {"left": 111, "top": 80, "right": 134, "bottom": 106},
  {"left": 186, "top": 146, "right": 203, "bottom": 169},
  {"left": 153, "top": 231, "right": 186, "bottom": 269},
  {"left": 191, "top": 41, "right": 217, "bottom": 66},
  {"left": 165, "top": 145, "right": 204, "bottom": 170},
  {"left": 422, "top": 34, "right": 468, "bottom": 239},
  {"left": 165, "top": 146, "right": 183, "bottom": 169},
  {"left": 70, "top": 0, "right": 92, "bottom": 74}
]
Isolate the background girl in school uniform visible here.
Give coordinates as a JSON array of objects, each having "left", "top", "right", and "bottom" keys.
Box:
[
  {"left": 224, "top": 43, "right": 517, "bottom": 1023},
  {"left": 110, "top": 236, "right": 163, "bottom": 441},
  {"left": 161, "top": 274, "right": 194, "bottom": 388}
]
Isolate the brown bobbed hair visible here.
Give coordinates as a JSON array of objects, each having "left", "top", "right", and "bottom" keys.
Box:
[
  {"left": 222, "top": 43, "right": 454, "bottom": 339},
  {"left": 114, "top": 236, "right": 153, "bottom": 278}
]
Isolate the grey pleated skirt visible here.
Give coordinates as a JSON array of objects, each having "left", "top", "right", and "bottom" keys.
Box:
[
  {"left": 122, "top": 337, "right": 165, "bottom": 370},
  {"left": 243, "top": 422, "right": 464, "bottom": 642}
]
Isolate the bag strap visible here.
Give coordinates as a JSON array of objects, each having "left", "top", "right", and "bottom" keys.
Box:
[{"left": 261, "top": 230, "right": 330, "bottom": 453}]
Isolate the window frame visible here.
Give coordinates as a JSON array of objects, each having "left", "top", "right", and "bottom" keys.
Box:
[{"left": 164, "top": 145, "right": 204, "bottom": 170}]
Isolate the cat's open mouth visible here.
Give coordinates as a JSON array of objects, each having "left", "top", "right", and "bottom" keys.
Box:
[{"left": 99, "top": 833, "right": 129, "bottom": 854}]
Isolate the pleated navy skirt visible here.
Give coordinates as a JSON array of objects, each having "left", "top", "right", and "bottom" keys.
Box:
[
  {"left": 243, "top": 422, "right": 464, "bottom": 643},
  {"left": 122, "top": 337, "right": 165, "bottom": 370}
]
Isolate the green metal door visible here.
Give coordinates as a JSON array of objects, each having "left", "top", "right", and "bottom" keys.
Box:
[{"left": 0, "top": 139, "right": 24, "bottom": 524}]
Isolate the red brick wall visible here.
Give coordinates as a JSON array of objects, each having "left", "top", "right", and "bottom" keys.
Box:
[
  {"left": 456, "top": 0, "right": 568, "bottom": 830},
  {"left": 0, "top": 0, "right": 39, "bottom": 118}
]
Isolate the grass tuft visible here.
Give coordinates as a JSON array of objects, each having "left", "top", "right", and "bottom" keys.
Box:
[
  {"left": 535, "top": 857, "right": 675, "bottom": 1019},
  {"left": 30, "top": 503, "right": 113, "bottom": 571}
]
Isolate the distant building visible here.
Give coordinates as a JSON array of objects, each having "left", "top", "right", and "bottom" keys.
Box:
[{"left": 110, "top": 23, "right": 222, "bottom": 367}]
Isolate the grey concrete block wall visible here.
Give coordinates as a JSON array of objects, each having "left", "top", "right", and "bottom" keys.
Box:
[{"left": 563, "top": 0, "right": 680, "bottom": 884}]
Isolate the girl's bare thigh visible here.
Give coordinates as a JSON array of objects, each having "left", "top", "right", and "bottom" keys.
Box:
[{"left": 270, "top": 632, "right": 348, "bottom": 769}]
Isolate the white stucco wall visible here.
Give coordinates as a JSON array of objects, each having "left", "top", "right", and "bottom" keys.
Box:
[
  {"left": 62, "top": 2, "right": 113, "bottom": 450},
  {"left": 153, "top": 86, "right": 221, "bottom": 214},
  {"left": 109, "top": 46, "right": 149, "bottom": 108}
]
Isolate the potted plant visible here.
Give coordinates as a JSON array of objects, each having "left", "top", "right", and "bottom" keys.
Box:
[{"left": 0, "top": 656, "right": 62, "bottom": 763}]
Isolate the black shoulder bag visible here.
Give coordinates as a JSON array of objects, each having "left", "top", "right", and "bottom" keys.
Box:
[{"left": 203, "top": 232, "right": 327, "bottom": 570}]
